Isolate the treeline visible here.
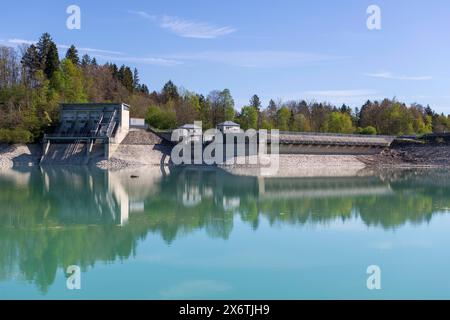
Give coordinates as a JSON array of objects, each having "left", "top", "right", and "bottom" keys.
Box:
[
  {"left": 148, "top": 88, "right": 450, "bottom": 136},
  {"left": 0, "top": 33, "right": 155, "bottom": 143},
  {"left": 146, "top": 85, "right": 236, "bottom": 130},
  {"left": 1, "top": 33, "right": 450, "bottom": 143},
  {"left": 252, "top": 98, "right": 450, "bottom": 135}
]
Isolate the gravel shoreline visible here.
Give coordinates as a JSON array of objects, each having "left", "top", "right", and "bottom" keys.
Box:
[{"left": 0, "top": 145, "right": 42, "bottom": 169}]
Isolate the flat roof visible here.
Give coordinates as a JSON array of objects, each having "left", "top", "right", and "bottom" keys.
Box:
[
  {"left": 217, "top": 121, "right": 240, "bottom": 127},
  {"left": 180, "top": 124, "right": 202, "bottom": 129},
  {"left": 60, "top": 103, "right": 130, "bottom": 111}
]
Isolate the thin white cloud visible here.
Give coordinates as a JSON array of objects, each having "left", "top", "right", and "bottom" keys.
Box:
[
  {"left": 366, "top": 71, "right": 432, "bottom": 81},
  {"left": 131, "top": 11, "right": 236, "bottom": 39},
  {"left": 4, "top": 38, "right": 336, "bottom": 68},
  {"left": 94, "top": 54, "right": 180, "bottom": 67},
  {"left": 5, "top": 38, "right": 124, "bottom": 55},
  {"left": 57, "top": 44, "right": 124, "bottom": 56},
  {"left": 81, "top": 48, "right": 123, "bottom": 55},
  {"left": 3, "top": 38, "right": 179, "bottom": 66},
  {"left": 297, "top": 89, "right": 381, "bottom": 106},
  {"left": 131, "top": 11, "right": 155, "bottom": 20},
  {"left": 302, "top": 90, "right": 379, "bottom": 98},
  {"left": 7, "top": 38, "right": 35, "bottom": 45},
  {"left": 169, "top": 50, "right": 338, "bottom": 68},
  {"left": 160, "top": 15, "right": 236, "bottom": 39}
]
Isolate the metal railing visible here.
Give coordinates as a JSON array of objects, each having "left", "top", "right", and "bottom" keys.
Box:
[
  {"left": 277, "top": 131, "right": 396, "bottom": 140},
  {"left": 44, "top": 132, "right": 109, "bottom": 140}
]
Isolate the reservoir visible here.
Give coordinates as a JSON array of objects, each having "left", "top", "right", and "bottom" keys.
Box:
[{"left": 0, "top": 166, "right": 450, "bottom": 299}]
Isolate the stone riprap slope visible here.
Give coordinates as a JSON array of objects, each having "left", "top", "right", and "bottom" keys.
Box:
[
  {"left": 363, "top": 144, "right": 450, "bottom": 167},
  {"left": 121, "top": 129, "right": 162, "bottom": 145},
  {"left": 96, "top": 129, "right": 171, "bottom": 170},
  {"left": 278, "top": 132, "right": 394, "bottom": 147}
]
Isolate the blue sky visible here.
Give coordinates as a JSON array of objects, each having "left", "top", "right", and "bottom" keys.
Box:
[{"left": 1, "top": 0, "right": 450, "bottom": 112}]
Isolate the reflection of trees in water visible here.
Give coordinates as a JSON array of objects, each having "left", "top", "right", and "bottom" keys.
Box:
[
  {"left": 0, "top": 225, "right": 149, "bottom": 293},
  {"left": 356, "top": 194, "right": 434, "bottom": 228},
  {"left": 154, "top": 169, "right": 450, "bottom": 233},
  {"left": 0, "top": 167, "right": 450, "bottom": 292},
  {"left": 144, "top": 168, "right": 247, "bottom": 242}
]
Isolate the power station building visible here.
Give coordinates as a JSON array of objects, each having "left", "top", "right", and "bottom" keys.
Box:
[{"left": 41, "top": 103, "right": 130, "bottom": 163}]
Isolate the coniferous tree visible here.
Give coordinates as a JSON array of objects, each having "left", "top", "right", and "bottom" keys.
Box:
[
  {"left": 65, "top": 45, "right": 80, "bottom": 65},
  {"left": 36, "top": 33, "right": 59, "bottom": 79},
  {"left": 140, "top": 84, "right": 149, "bottom": 94},
  {"left": 44, "top": 43, "right": 59, "bottom": 80},
  {"left": 21, "top": 44, "right": 40, "bottom": 83},
  {"left": 118, "top": 65, "right": 134, "bottom": 92},
  {"left": 81, "top": 54, "right": 91, "bottom": 67},
  {"left": 133, "top": 68, "right": 140, "bottom": 91},
  {"left": 340, "top": 104, "right": 352, "bottom": 115},
  {"left": 162, "top": 80, "right": 180, "bottom": 103},
  {"left": 250, "top": 94, "right": 262, "bottom": 129},
  {"left": 250, "top": 94, "right": 261, "bottom": 110},
  {"left": 108, "top": 63, "right": 119, "bottom": 79},
  {"left": 425, "top": 105, "right": 435, "bottom": 117},
  {"left": 266, "top": 99, "right": 278, "bottom": 127}
]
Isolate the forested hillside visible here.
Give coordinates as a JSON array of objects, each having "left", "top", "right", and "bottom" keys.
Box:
[{"left": 1, "top": 33, "right": 449, "bottom": 143}]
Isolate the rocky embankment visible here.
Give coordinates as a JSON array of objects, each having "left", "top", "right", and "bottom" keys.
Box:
[
  {"left": 120, "top": 129, "right": 163, "bottom": 145},
  {"left": 359, "top": 143, "right": 450, "bottom": 167},
  {"left": 0, "top": 144, "right": 42, "bottom": 169},
  {"left": 95, "top": 129, "right": 171, "bottom": 170}
]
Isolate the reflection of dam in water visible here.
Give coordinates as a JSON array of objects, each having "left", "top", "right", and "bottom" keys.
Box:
[
  {"left": 44, "top": 166, "right": 164, "bottom": 226},
  {"left": 259, "top": 176, "right": 393, "bottom": 199},
  {"left": 0, "top": 166, "right": 165, "bottom": 227},
  {"left": 34, "top": 167, "right": 393, "bottom": 226},
  {"left": 170, "top": 168, "right": 393, "bottom": 208},
  {"left": 2, "top": 166, "right": 450, "bottom": 232},
  {"left": 3, "top": 166, "right": 449, "bottom": 228}
]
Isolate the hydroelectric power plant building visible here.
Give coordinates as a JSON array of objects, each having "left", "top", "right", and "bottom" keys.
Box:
[{"left": 41, "top": 103, "right": 130, "bottom": 164}]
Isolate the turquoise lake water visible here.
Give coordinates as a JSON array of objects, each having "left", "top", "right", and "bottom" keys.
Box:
[{"left": 1, "top": 166, "right": 450, "bottom": 299}]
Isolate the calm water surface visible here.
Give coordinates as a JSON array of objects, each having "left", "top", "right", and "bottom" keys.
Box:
[{"left": 1, "top": 166, "right": 450, "bottom": 299}]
